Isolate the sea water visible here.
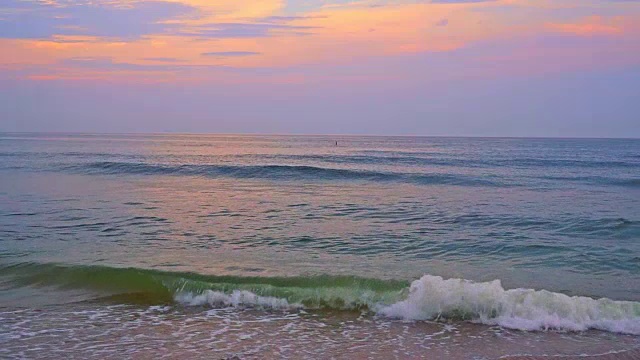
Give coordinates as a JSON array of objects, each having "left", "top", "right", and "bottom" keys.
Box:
[{"left": 0, "top": 133, "right": 639, "bottom": 359}]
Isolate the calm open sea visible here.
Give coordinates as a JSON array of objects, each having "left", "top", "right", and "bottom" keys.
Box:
[{"left": 1, "top": 133, "right": 639, "bottom": 359}]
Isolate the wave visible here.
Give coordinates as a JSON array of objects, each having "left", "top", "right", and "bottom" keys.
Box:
[
  {"left": 36, "top": 159, "right": 637, "bottom": 189},
  {"left": 6, "top": 149, "right": 637, "bottom": 170},
  {"left": 0, "top": 262, "right": 407, "bottom": 309},
  {"left": 1, "top": 262, "right": 639, "bottom": 334},
  {"left": 537, "top": 175, "right": 640, "bottom": 188},
  {"left": 378, "top": 275, "right": 640, "bottom": 334},
  {"left": 257, "top": 154, "right": 638, "bottom": 169},
  {"left": 175, "top": 290, "right": 303, "bottom": 310},
  {"left": 64, "top": 161, "right": 501, "bottom": 186}
]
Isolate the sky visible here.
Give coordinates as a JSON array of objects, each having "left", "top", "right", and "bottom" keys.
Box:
[{"left": 1, "top": 0, "right": 639, "bottom": 137}]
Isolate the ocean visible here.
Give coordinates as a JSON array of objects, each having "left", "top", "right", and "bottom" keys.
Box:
[{"left": 0, "top": 133, "right": 639, "bottom": 359}]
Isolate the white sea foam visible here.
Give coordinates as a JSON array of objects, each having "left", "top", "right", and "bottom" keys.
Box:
[
  {"left": 173, "top": 275, "right": 640, "bottom": 335},
  {"left": 175, "top": 290, "right": 303, "bottom": 310},
  {"left": 377, "top": 275, "right": 640, "bottom": 334}
]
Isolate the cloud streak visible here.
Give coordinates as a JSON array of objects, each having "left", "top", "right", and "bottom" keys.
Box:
[
  {"left": 546, "top": 16, "right": 624, "bottom": 36},
  {"left": 0, "top": 0, "right": 195, "bottom": 39},
  {"left": 202, "top": 51, "right": 261, "bottom": 57}
]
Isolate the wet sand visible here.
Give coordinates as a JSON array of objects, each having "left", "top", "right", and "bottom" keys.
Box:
[
  {"left": 503, "top": 348, "right": 640, "bottom": 360},
  {"left": 2, "top": 305, "right": 639, "bottom": 359}
]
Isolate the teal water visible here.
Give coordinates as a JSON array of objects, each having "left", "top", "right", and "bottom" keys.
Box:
[{"left": 0, "top": 134, "right": 639, "bottom": 358}]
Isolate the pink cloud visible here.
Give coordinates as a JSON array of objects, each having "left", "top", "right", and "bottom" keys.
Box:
[{"left": 546, "top": 16, "right": 623, "bottom": 36}]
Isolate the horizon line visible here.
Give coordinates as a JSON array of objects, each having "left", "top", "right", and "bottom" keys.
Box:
[{"left": 0, "top": 131, "right": 639, "bottom": 140}]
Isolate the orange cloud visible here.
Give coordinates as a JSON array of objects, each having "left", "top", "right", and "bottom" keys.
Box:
[
  {"left": 2, "top": 0, "right": 640, "bottom": 83},
  {"left": 546, "top": 16, "right": 624, "bottom": 36},
  {"left": 162, "top": 0, "right": 285, "bottom": 23},
  {"left": 0, "top": 1, "right": 501, "bottom": 73}
]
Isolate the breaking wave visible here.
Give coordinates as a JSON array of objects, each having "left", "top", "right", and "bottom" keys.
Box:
[
  {"left": 1, "top": 263, "right": 639, "bottom": 334},
  {"left": 377, "top": 275, "right": 640, "bottom": 334}
]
